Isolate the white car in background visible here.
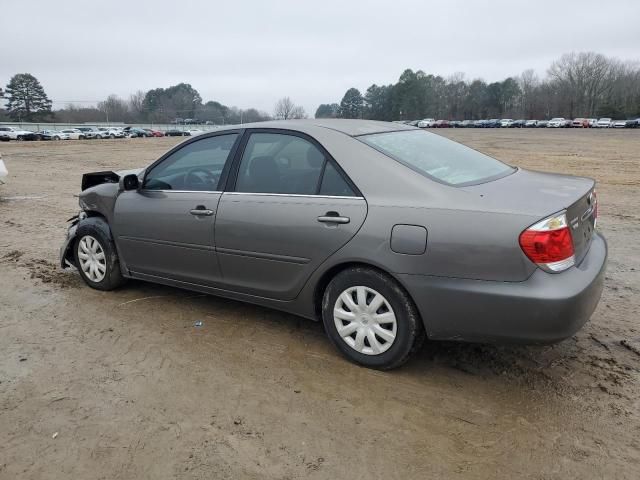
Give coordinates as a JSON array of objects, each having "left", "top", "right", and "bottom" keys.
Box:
[
  {"left": 500, "top": 119, "right": 514, "bottom": 127},
  {"left": 0, "top": 155, "right": 7, "bottom": 185},
  {"left": 98, "top": 127, "right": 125, "bottom": 139},
  {"left": 417, "top": 118, "right": 436, "bottom": 128},
  {"left": 60, "top": 128, "right": 87, "bottom": 140},
  {"left": 185, "top": 129, "right": 205, "bottom": 136},
  {"left": 0, "top": 126, "right": 36, "bottom": 140},
  {"left": 547, "top": 117, "right": 566, "bottom": 128},
  {"left": 612, "top": 120, "right": 627, "bottom": 128},
  {"left": 595, "top": 118, "right": 612, "bottom": 128}
]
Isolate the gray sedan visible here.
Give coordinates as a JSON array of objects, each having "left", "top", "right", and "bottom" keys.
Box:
[{"left": 60, "top": 120, "right": 607, "bottom": 369}]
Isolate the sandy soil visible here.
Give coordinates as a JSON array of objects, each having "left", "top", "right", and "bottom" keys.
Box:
[{"left": 1, "top": 130, "right": 639, "bottom": 479}]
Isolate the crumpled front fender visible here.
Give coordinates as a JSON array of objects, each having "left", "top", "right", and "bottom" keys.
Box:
[{"left": 60, "top": 218, "right": 79, "bottom": 269}]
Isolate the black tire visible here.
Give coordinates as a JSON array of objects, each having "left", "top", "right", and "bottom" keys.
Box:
[
  {"left": 74, "top": 218, "right": 126, "bottom": 291},
  {"left": 17, "top": 135, "right": 24, "bottom": 141},
  {"left": 96, "top": 134, "right": 102, "bottom": 139},
  {"left": 322, "top": 267, "right": 425, "bottom": 370}
]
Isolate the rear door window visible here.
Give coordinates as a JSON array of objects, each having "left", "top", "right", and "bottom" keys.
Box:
[{"left": 235, "top": 133, "right": 325, "bottom": 195}]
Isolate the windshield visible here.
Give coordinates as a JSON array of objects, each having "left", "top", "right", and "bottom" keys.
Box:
[{"left": 360, "top": 130, "right": 514, "bottom": 186}]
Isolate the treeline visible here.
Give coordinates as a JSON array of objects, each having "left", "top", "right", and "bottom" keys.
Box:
[
  {"left": 317, "top": 52, "right": 640, "bottom": 121},
  {"left": 58, "top": 83, "right": 272, "bottom": 124},
  {"left": 0, "top": 76, "right": 274, "bottom": 124}
]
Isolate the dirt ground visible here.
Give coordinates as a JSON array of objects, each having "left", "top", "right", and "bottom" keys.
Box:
[{"left": 1, "top": 129, "right": 639, "bottom": 479}]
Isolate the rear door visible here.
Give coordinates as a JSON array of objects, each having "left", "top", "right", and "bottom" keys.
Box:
[
  {"left": 215, "top": 130, "right": 367, "bottom": 300},
  {"left": 113, "top": 132, "right": 241, "bottom": 286}
]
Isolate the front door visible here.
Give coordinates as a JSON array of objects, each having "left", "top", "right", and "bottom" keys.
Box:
[
  {"left": 215, "top": 131, "right": 367, "bottom": 300},
  {"left": 113, "top": 132, "right": 240, "bottom": 286}
]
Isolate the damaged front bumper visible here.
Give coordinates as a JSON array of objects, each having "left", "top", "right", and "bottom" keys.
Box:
[{"left": 59, "top": 213, "right": 84, "bottom": 269}]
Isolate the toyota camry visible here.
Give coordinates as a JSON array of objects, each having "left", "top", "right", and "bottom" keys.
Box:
[{"left": 60, "top": 120, "right": 607, "bottom": 369}]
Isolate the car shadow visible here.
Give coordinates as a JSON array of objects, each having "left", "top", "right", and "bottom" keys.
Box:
[{"left": 118, "top": 279, "right": 577, "bottom": 385}]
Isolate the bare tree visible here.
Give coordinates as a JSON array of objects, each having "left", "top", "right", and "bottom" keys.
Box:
[
  {"left": 97, "top": 94, "right": 130, "bottom": 122},
  {"left": 274, "top": 97, "right": 306, "bottom": 119},
  {"left": 548, "top": 52, "right": 616, "bottom": 117},
  {"left": 128, "top": 90, "right": 146, "bottom": 121}
]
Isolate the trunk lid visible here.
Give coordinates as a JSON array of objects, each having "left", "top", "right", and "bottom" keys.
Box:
[{"left": 461, "top": 168, "right": 596, "bottom": 263}]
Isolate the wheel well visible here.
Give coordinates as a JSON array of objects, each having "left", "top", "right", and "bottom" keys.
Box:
[{"left": 312, "top": 262, "right": 417, "bottom": 321}]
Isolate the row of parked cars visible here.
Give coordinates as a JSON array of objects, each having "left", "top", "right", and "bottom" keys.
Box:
[
  {"left": 409, "top": 117, "right": 640, "bottom": 129},
  {"left": 0, "top": 125, "right": 206, "bottom": 141}
]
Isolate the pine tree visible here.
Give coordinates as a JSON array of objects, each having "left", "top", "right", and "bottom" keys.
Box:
[
  {"left": 339, "top": 88, "right": 364, "bottom": 119},
  {"left": 5, "top": 73, "right": 52, "bottom": 121}
]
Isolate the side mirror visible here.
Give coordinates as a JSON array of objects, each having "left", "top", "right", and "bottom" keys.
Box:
[{"left": 121, "top": 174, "right": 140, "bottom": 191}]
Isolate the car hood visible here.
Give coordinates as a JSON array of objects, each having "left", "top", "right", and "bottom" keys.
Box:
[{"left": 459, "top": 168, "right": 594, "bottom": 217}]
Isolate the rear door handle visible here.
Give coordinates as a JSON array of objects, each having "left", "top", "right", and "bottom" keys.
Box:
[
  {"left": 317, "top": 212, "right": 350, "bottom": 224},
  {"left": 190, "top": 205, "right": 214, "bottom": 216}
]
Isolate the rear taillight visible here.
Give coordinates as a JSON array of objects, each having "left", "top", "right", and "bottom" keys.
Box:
[{"left": 519, "top": 211, "right": 575, "bottom": 273}]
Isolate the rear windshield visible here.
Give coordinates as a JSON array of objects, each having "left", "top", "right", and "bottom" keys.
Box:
[{"left": 360, "top": 130, "right": 514, "bottom": 186}]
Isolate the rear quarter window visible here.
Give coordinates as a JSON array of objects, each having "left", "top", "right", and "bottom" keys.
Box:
[{"left": 360, "top": 130, "right": 514, "bottom": 186}]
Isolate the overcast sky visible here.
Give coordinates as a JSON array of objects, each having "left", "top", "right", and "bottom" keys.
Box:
[{"left": 1, "top": 0, "right": 639, "bottom": 115}]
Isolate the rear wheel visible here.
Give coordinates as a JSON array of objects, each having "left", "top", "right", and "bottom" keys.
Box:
[{"left": 322, "top": 267, "right": 425, "bottom": 370}]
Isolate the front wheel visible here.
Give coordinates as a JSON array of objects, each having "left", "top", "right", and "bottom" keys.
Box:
[
  {"left": 74, "top": 221, "right": 126, "bottom": 291},
  {"left": 322, "top": 267, "right": 425, "bottom": 370}
]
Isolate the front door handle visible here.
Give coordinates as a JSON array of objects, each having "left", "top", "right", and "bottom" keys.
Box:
[
  {"left": 190, "top": 205, "right": 214, "bottom": 216},
  {"left": 317, "top": 212, "right": 350, "bottom": 224}
]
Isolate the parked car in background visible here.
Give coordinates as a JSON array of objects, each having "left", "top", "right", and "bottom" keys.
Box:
[
  {"left": 0, "top": 154, "right": 7, "bottom": 185},
  {"left": 500, "top": 119, "right": 514, "bottom": 128},
  {"left": 572, "top": 118, "right": 589, "bottom": 128},
  {"left": 164, "top": 129, "right": 189, "bottom": 137},
  {"left": 185, "top": 129, "right": 206, "bottom": 136},
  {"left": 60, "top": 128, "right": 86, "bottom": 140},
  {"left": 595, "top": 118, "right": 612, "bottom": 128},
  {"left": 524, "top": 120, "right": 538, "bottom": 128},
  {"left": 144, "top": 129, "right": 165, "bottom": 137},
  {"left": 434, "top": 120, "right": 450, "bottom": 128},
  {"left": 460, "top": 120, "right": 474, "bottom": 128},
  {"left": 60, "top": 119, "right": 606, "bottom": 370},
  {"left": 0, "top": 126, "right": 37, "bottom": 140},
  {"left": 625, "top": 118, "right": 640, "bottom": 128},
  {"left": 547, "top": 118, "right": 567, "bottom": 128},
  {"left": 417, "top": 118, "right": 435, "bottom": 128},
  {"left": 536, "top": 120, "right": 549, "bottom": 128},
  {"left": 38, "top": 130, "right": 71, "bottom": 141},
  {"left": 125, "top": 127, "right": 152, "bottom": 138},
  {"left": 587, "top": 118, "right": 598, "bottom": 127},
  {"left": 474, "top": 120, "right": 487, "bottom": 128},
  {"left": 75, "top": 127, "right": 101, "bottom": 139},
  {"left": 486, "top": 119, "right": 501, "bottom": 128},
  {"left": 98, "top": 127, "right": 125, "bottom": 139},
  {"left": 512, "top": 120, "right": 526, "bottom": 128},
  {"left": 612, "top": 120, "right": 627, "bottom": 128}
]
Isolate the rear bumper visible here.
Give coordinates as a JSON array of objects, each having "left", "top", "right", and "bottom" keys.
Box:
[{"left": 399, "top": 232, "right": 607, "bottom": 343}]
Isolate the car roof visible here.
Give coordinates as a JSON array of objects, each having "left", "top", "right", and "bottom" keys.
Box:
[{"left": 213, "top": 119, "right": 416, "bottom": 137}]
